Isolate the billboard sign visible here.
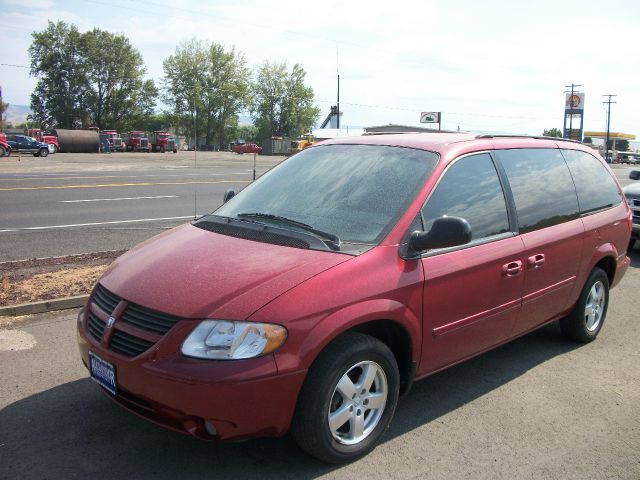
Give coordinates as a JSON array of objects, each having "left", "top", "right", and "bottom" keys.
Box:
[
  {"left": 565, "top": 93, "right": 585, "bottom": 112},
  {"left": 420, "top": 112, "right": 440, "bottom": 123}
]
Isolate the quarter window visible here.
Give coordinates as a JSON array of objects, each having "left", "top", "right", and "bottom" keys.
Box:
[
  {"left": 421, "top": 153, "right": 509, "bottom": 241},
  {"left": 494, "top": 149, "right": 579, "bottom": 233},
  {"left": 561, "top": 149, "right": 622, "bottom": 214}
]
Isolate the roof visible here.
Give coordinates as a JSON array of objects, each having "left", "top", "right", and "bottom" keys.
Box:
[{"left": 315, "top": 132, "right": 595, "bottom": 156}]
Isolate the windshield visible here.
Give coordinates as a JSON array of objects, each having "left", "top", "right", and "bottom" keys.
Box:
[{"left": 214, "top": 144, "right": 438, "bottom": 245}]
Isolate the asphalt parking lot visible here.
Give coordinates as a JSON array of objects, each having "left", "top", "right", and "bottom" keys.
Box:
[
  {"left": 1, "top": 153, "right": 639, "bottom": 479},
  {"left": 1, "top": 251, "right": 639, "bottom": 479}
]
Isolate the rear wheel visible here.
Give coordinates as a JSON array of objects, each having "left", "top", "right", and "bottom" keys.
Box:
[
  {"left": 560, "top": 267, "right": 609, "bottom": 342},
  {"left": 291, "top": 332, "right": 399, "bottom": 464}
]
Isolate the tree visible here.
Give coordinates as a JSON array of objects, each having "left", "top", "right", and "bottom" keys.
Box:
[
  {"left": 28, "top": 21, "right": 156, "bottom": 130},
  {"left": 542, "top": 128, "right": 563, "bottom": 138},
  {"left": 613, "top": 139, "right": 630, "bottom": 151},
  {"left": 29, "top": 21, "right": 87, "bottom": 129},
  {"left": 163, "top": 39, "right": 251, "bottom": 149},
  {"left": 252, "top": 61, "right": 320, "bottom": 141},
  {"left": 82, "top": 28, "right": 157, "bottom": 131},
  {"left": 0, "top": 86, "right": 8, "bottom": 130}
]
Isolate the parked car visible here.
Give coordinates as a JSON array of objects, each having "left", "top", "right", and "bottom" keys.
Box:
[
  {"left": 232, "top": 142, "right": 262, "bottom": 154},
  {"left": 77, "top": 134, "right": 631, "bottom": 463},
  {"left": 623, "top": 170, "right": 640, "bottom": 250},
  {"left": 5, "top": 134, "right": 49, "bottom": 157}
]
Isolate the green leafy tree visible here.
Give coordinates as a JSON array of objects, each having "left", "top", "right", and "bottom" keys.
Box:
[
  {"left": 0, "top": 88, "right": 8, "bottom": 130},
  {"left": 612, "top": 139, "right": 630, "bottom": 151},
  {"left": 252, "top": 61, "right": 320, "bottom": 141},
  {"left": 82, "top": 28, "right": 157, "bottom": 131},
  {"left": 163, "top": 39, "right": 251, "bottom": 149},
  {"left": 28, "top": 21, "right": 156, "bottom": 130},
  {"left": 29, "top": 21, "right": 87, "bottom": 129},
  {"left": 542, "top": 128, "right": 563, "bottom": 138}
]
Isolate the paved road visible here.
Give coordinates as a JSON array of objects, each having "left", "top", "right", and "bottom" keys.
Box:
[
  {"left": 0, "top": 152, "right": 283, "bottom": 261},
  {"left": 1, "top": 251, "right": 639, "bottom": 479}
]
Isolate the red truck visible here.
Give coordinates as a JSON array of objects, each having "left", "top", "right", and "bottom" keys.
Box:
[
  {"left": 150, "top": 131, "right": 176, "bottom": 153},
  {"left": 0, "top": 132, "right": 10, "bottom": 157},
  {"left": 101, "top": 130, "right": 125, "bottom": 152},
  {"left": 232, "top": 142, "right": 262, "bottom": 154},
  {"left": 25, "top": 128, "right": 59, "bottom": 153},
  {"left": 122, "top": 131, "right": 150, "bottom": 152}
]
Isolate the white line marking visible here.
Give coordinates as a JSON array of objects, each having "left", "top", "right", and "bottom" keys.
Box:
[
  {"left": 59, "top": 195, "right": 179, "bottom": 203},
  {"left": 0, "top": 216, "right": 194, "bottom": 233}
]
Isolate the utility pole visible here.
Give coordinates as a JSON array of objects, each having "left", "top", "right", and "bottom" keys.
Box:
[
  {"left": 602, "top": 94, "right": 617, "bottom": 161},
  {"left": 337, "top": 74, "right": 340, "bottom": 129},
  {"left": 564, "top": 83, "right": 581, "bottom": 139}
]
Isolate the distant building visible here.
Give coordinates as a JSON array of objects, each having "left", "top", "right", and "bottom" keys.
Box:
[{"left": 363, "top": 124, "right": 455, "bottom": 134}]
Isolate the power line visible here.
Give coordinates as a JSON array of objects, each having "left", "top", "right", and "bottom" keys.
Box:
[{"left": 0, "top": 63, "right": 29, "bottom": 69}]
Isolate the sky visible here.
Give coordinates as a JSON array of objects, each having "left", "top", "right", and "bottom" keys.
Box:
[{"left": 1, "top": 0, "right": 639, "bottom": 137}]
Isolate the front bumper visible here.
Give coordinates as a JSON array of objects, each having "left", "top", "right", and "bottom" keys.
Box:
[{"left": 77, "top": 307, "right": 306, "bottom": 441}]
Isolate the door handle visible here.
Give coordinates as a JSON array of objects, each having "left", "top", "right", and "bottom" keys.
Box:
[
  {"left": 502, "top": 260, "right": 523, "bottom": 276},
  {"left": 527, "top": 254, "right": 545, "bottom": 269}
]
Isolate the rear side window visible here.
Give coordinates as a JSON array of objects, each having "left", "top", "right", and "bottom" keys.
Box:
[
  {"left": 421, "top": 153, "right": 509, "bottom": 240},
  {"left": 561, "top": 149, "right": 622, "bottom": 214},
  {"left": 494, "top": 149, "right": 579, "bottom": 234}
]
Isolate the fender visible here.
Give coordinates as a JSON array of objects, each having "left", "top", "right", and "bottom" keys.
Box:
[{"left": 274, "top": 298, "right": 421, "bottom": 375}]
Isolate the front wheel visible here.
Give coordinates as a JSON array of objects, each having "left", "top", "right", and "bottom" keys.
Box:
[
  {"left": 39, "top": 148, "right": 48, "bottom": 157},
  {"left": 52, "top": 144, "right": 58, "bottom": 154},
  {"left": 560, "top": 267, "right": 609, "bottom": 342},
  {"left": 0, "top": 145, "right": 6, "bottom": 157},
  {"left": 291, "top": 332, "right": 399, "bottom": 464}
]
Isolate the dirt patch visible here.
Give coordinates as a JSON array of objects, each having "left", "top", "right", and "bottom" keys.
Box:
[{"left": 0, "top": 251, "right": 125, "bottom": 307}]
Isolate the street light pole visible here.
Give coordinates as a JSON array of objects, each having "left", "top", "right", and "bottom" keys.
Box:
[{"left": 603, "top": 94, "right": 617, "bottom": 161}]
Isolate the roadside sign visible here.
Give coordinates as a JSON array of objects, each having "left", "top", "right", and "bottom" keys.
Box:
[{"left": 420, "top": 112, "right": 440, "bottom": 123}]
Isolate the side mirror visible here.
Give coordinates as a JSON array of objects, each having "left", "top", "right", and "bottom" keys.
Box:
[
  {"left": 408, "top": 216, "right": 472, "bottom": 255},
  {"left": 630, "top": 170, "right": 640, "bottom": 181},
  {"left": 223, "top": 188, "right": 236, "bottom": 203}
]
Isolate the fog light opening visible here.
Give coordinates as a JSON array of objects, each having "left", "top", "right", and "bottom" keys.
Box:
[{"left": 204, "top": 421, "right": 217, "bottom": 437}]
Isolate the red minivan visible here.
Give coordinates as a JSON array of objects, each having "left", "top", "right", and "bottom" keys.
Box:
[{"left": 77, "top": 133, "right": 631, "bottom": 463}]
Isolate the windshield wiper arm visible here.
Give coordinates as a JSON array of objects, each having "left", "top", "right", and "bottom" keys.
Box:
[{"left": 236, "top": 212, "right": 341, "bottom": 251}]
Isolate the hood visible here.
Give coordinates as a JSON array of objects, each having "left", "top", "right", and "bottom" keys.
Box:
[
  {"left": 99, "top": 223, "right": 351, "bottom": 320},
  {"left": 623, "top": 182, "right": 640, "bottom": 198}
]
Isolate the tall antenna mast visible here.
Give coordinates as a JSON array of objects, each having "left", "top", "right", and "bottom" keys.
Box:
[
  {"left": 193, "top": 96, "right": 198, "bottom": 219},
  {"left": 336, "top": 47, "right": 340, "bottom": 129}
]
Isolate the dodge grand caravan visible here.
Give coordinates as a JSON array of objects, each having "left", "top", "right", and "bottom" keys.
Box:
[{"left": 77, "top": 133, "right": 631, "bottom": 463}]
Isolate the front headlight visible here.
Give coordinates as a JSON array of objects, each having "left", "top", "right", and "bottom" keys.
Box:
[{"left": 181, "top": 320, "right": 287, "bottom": 360}]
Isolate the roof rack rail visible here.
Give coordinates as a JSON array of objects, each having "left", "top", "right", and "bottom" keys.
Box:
[
  {"left": 363, "top": 130, "right": 458, "bottom": 136},
  {"left": 475, "top": 134, "right": 585, "bottom": 145}
]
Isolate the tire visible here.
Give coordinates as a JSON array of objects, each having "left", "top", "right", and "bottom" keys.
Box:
[
  {"left": 160, "top": 146, "right": 165, "bottom": 153},
  {"left": 629, "top": 239, "right": 636, "bottom": 251},
  {"left": 39, "top": 148, "right": 48, "bottom": 157},
  {"left": 0, "top": 145, "right": 6, "bottom": 157},
  {"left": 52, "top": 145, "right": 58, "bottom": 154},
  {"left": 560, "top": 267, "right": 609, "bottom": 343},
  {"left": 291, "top": 332, "right": 400, "bottom": 464}
]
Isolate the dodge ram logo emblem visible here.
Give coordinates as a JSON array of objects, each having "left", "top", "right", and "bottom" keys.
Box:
[{"left": 106, "top": 316, "right": 115, "bottom": 328}]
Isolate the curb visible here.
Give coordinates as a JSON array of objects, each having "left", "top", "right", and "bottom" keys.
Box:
[{"left": 0, "top": 295, "right": 89, "bottom": 317}]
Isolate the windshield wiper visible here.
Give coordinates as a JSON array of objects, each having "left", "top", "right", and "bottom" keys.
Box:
[{"left": 236, "top": 212, "right": 341, "bottom": 251}]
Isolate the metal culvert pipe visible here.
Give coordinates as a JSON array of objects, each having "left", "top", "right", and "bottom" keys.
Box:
[{"left": 52, "top": 129, "right": 100, "bottom": 153}]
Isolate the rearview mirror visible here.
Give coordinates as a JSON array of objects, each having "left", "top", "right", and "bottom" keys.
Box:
[
  {"left": 408, "top": 216, "right": 472, "bottom": 255},
  {"left": 223, "top": 189, "right": 236, "bottom": 203},
  {"left": 630, "top": 170, "right": 640, "bottom": 181}
]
